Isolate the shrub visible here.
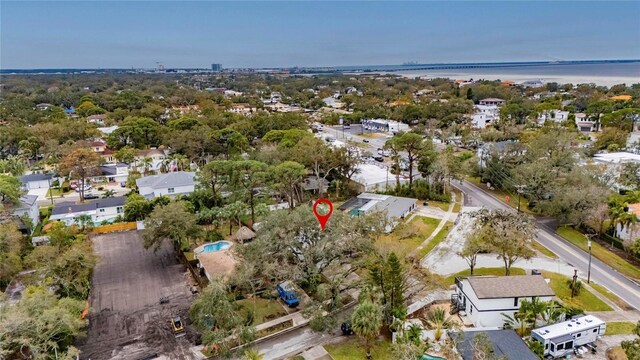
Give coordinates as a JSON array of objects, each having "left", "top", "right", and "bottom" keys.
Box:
[{"left": 566, "top": 279, "right": 583, "bottom": 296}]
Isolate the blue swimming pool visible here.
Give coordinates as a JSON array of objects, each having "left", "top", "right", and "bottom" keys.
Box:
[
  {"left": 201, "top": 241, "right": 232, "bottom": 253},
  {"left": 421, "top": 355, "right": 446, "bottom": 360}
]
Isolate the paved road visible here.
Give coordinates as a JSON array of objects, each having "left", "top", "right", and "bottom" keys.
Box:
[
  {"left": 252, "top": 327, "right": 334, "bottom": 360},
  {"left": 456, "top": 180, "right": 640, "bottom": 311}
]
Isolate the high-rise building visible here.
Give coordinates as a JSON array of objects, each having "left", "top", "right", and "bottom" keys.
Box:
[{"left": 211, "top": 64, "right": 222, "bottom": 72}]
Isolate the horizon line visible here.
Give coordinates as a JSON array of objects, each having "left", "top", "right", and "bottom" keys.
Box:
[{"left": 2, "top": 58, "right": 640, "bottom": 72}]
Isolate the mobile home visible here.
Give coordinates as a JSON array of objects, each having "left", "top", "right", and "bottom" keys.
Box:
[{"left": 530, "top": 315, "right": 606, "bottom": 359}]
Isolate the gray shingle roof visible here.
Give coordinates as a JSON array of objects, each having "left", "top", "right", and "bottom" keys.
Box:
[
  {"left": 467, "top": 275, "right": 554, "bottom": 299},
  {"left": 136, "top": 171, "right": 196, "bottom": 189},
  {"left": 19, "top": 195, "right": 38, "bottom": 206},
  {"left": 51, "top": 196, "right": 126, "bottom": 216},
  {"left": 451, "top": 330, "right": 539, "bottom": 360},
  {"left": 20, "top": 173, "right": 53, "bottom": 183}
]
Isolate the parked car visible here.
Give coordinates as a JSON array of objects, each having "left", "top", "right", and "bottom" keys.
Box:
[
  {"left": 276, "top": 280, "right": 300, "bottom": 308},
  {"left": 75, "top": 184, "right": 92, "bottom": 192},
  {"left": 341, "top": 322, "right": 355, "bottom": 335},
  {"left": 83, "top": 192, "right": 99, "bottom": 200},
  {"left": 374, "top": 156, "right": 384, "bottom": 162},
  {"left": 363, "top": 139, "right": 370, "bottom": 143}
]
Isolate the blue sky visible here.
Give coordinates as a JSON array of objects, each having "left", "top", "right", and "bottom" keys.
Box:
[{"left": 1, "top": 1, "right": 639, "bottom": 69}]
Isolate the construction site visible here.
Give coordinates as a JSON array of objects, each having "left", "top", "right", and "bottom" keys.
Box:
[{"left": 77, "top": 231, "right": 200, "bottom": 360}]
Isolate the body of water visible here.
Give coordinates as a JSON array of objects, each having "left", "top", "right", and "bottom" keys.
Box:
[{"left": 386, "top": 62, "right": 640, "bottom": 87}]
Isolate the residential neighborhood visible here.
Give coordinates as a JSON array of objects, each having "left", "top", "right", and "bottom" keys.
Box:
[{"left": 1, "top": 4, "right": 640, "bottom": 359}]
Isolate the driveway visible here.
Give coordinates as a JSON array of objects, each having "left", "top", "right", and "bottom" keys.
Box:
[
  {"left": 77, "top": 231, "right": 199, "bottom": 360},
  {"left": 421, "top": 208, "right": 578, "bottom": 277}
]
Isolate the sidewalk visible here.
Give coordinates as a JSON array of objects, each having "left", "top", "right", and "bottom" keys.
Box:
[{"left": 409, "top": 192, "right": 457, "bottom": 260}]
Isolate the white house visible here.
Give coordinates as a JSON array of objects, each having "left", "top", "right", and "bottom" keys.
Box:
[
  {"left": 20, "top": 173, "right": 54, "bottom": 191},
  {"left": 92, "top": 163, "right": 129, "bottom": 184},
  {"left": 537, "top": 110, "right": 570, "bottom": 125},
  {"left": 49, "top": 196, "right": 126, "bottom": 226},
  {"left": 575, "top": 113, "right": 600, "bottom": 132},
  {"left": 227, "top": 103, "right": 257, "bottom": 116},
  {"left": 478, "top": 98, "right": 506, "bottom": 106},
  {"left": 361, "top": 119, "right": 410, "bottom": 133},
  {"left": 451, "top": 275, "right": 555, "bottom": 328},
  {"left": 471, "top": 105, "right": 500, "bottom": 129},
  {"left": 86, "top": 114, "right": 107, "bottom": 125},
  {"left": 12, "top": 195, "right": 40, "bottom": 234},
  {"left": 134, "top": 149, "right": 168, "bottom": 173},
  {"left": 136, "top": 171, "right": 197, "bottom": 199}
]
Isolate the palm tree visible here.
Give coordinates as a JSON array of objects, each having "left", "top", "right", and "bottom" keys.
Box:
[
  {"left": 502, "top": 312, "right": 529, "bottom": 337},
  {"left": 160, "top": 158, "right": 173, "bottom": 173},
  {"left": 351, "top": 300, "right": 383, "bottom": 359},
  {"left": 142, "top": 157, "right": 153, "bottom": 175},
  {"left": 242, "top": 348, "right": 263, "bottom": 360},
  {"left": 423, "top": 308, "right": 454, "bottom": 341},
  {"left": 171, "top": 154, "right": 189, "bottom": 171},
  {"left": 75, "top": 214, "right": 94, "bottom": 232}
]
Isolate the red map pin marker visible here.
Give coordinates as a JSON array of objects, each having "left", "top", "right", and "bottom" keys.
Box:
[{"left": 313, "top": 198, "right": 333, "bottom": 231}]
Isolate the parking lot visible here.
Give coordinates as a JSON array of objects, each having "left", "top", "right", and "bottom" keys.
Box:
[{"left": 77, "top": 231, "right": 199, "bottom": 360}]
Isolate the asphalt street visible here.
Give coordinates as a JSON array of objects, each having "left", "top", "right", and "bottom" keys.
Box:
[{"left": 456, "top": 180, "right": 640, "bottom": 311}]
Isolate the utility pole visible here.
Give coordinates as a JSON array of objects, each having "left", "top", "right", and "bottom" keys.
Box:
[
  {"left": 571, "top": 269, "right": 578, "bottom": 299},
  {"left": 514, "top": 184, "right": 527, "bottom": 213},
  {"left": 585, "top": 234, "right": 594, "bottom": 284}
]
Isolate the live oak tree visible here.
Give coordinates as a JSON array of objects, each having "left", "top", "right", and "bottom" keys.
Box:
[
  {"left": 458, "top": 227, "right": 490, "bottom": 276},
  {"left": 0, "top": 175, "right": 22, "bottom": 205},
  {"left": 0, "top": 286, "right": 86, "bottom": 360},
  {"left": 0, "top": 223, "right": 23, "bottom": 288},
  {"left": 189, "top": 280, "right": 255, "bottom": 354},
  {"left": 142, "top": 201, "right": 202, "bottom": 252},
  {"left": 293, "top": 137, "right": 340, "bottom": 198},
  {"left": 272, "top": 161, "right": 306, "bottom": 210},
  {"left": 472, "top": 209, "right": 536, "bottom": 275},
  {"left": 236, "top": 206, "right": 381, "bottom": 294},
  {"left": 58, "top": 148, "right": 101, "bottom": 202}
]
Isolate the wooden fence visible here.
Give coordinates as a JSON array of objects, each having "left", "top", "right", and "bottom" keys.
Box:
[{"left": 91, "top": 222, "right": 137, "bottom": 234}]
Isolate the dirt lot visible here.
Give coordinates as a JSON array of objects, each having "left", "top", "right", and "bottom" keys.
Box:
[{"left": 77, "top": 231, "right": 200, "bottom": 360}]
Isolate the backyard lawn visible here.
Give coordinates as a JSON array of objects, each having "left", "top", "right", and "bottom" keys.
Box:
[
  {"left": 543, "top": 271, "right": 612, "bottom": 312},
  {"left": 376, "top": 216, "right": 440, "bottom": 256},
  {"left": 606, "top": 322, "right": 637, "bottom": 335},
  {"left": 444, "top": 267, "right": 527, "bottom": 285},
  {"left": 325, "top": 338, "right": 391, "bottom": 360},
  {"left": 556, "top": 226, "right": 640, "bottom": 280},
  {"left": 236, "top": 298, "right": 287, "bottom": 325}
]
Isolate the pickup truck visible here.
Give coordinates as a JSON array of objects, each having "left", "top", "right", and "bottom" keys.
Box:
[{"left": 276, "top": 281, "right": 300, "bottom": 308}]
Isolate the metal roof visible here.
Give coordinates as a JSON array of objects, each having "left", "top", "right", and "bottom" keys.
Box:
[{"left": 136, "top": 171, "right": 196, "bottom": 189}]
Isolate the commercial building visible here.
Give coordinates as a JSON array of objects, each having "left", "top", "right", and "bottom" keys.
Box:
[
  {"left": 211, "top": 63, "right": 222, "bottom": 72},
  {"left": 361, "top": 119, "right": 409, "bottom": 133}
]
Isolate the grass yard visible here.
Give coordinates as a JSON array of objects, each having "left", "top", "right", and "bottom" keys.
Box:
[
  {"left": 467, "top": 176, "right": 532, "bottom": 214},
  {"left": 375, "top": 216, "right": 440, "bottom": 256},
  {"left": 556, "top": 226, "right": 640, "bottom": 280},
  {"left": 444, "top": 267, "right": 527, "bottom": 285},
  {"left": 236, "top": 298, "right": 287, "bottom": 325},
  {"left": 452, "top": 189, "right": 463, "bottom": 213},
  {"left": 325, "top": 338, "right": 392, "bottom": 360},
  {"left": 427, "top": 200, "right": 451, "bottom": 212},
  {"left": 589, "top": 282, "right": 632, "bottom": 310},
  {"left": 417, "top": 221, "right": 454, "bottom": 259},
  {"left": 531, "top": 240, "right": 558, "bottom": 259},
  {"left": 543, "top": 271, "right": 612, "bottom": 311},
  {"left": 605, "top": 322, "right": 637, "bottom": 335},
  {"left": 46, "top": 187, "right": 72, "bottom": 197}
]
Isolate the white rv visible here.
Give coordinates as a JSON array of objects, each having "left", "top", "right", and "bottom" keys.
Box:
[{"left": 530, "top": 315, "right": 606, "bottom": 359}]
